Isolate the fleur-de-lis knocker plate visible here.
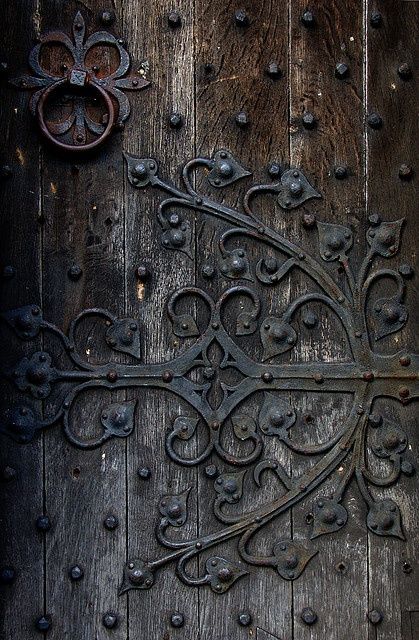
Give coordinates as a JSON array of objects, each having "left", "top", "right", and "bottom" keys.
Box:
[{"left": 10, "top": 12, "right": 149, "bottom": 152}]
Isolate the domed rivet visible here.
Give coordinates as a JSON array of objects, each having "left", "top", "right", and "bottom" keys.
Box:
[
  {"left": 69, "top": 565, "right": 84, "bottom": 581},
  {"left": 1, "top": 465, "right": 17, "bottom": 482},
  {"left": 238, "top": 612, "right": 252, "bottom": 626},
  {"left": 35, "top": 616, "right": 51, "bottom": 632},
  {"left": 204, "top": 464, "right": 218, "bottom": 478},
  {"left": 107, "top": 370, "right": 118, "bottom": 383},
  {"left": 368, "top": 213, "right": 381, "bottom": 226},
  {"left": 335, "top": 62, "right": 349, "bottom": 79},
  {"left": 398, "top": 63, "right": 412, "bottom": 80},
  {"left": 368, "top": 609, "right": 383, "bottom": 625},
  {"left": 367, "top": 112, "right": 383, "bottom": 129},
  {"left": 402, "top": 561, "right": 412, "bottom": 573},
  {"left": 301, "top": 10, "right": 315, "bottom": 27},
  {"left": 370, "top": 11, "right": 382, "bottom": 27},
  {"left": 0, "top": 566, "right": 16, "bottom": 585},
  {"left": 170, "top": 612, "right": 185, "bottom": 628},
  {"left": 169, "top": 112, "right": 183, "bottom": 129},
  {"left": 68, "top": 264, "right": 83, "bottom": 281},
  {"left": 100, "top": 10, "right": 116, "bottom": 26},
  {"left": 267, "top": 162, "right": 281, "bottom": 178},
  {"left": 235, "top": 111, "right": 249, "bottom": 128},
  {"left": 302, "top": 111, "right": 316, "bottom": 129},
  {"left": 137, "top": 466, "right": 152, "bottom": 480},
  {"left": 234, "top": 9, "right": 250, "bottom": 27},
  {"left": 168, "top": 11, "right": 182, "bottom": 28},
  {"left": 363, "top": 371, "right": 374, "bottom": 382},
  {"left": 102, "top": 612, "right": 118, "bottom": 629},
  {"left": 261, "top": 371, "right": 273, "bottom": 383},
  {"left": 399, "top": 386, "right": 410, "bottom": 399},
  {"left": 36, "top": 515, "right": 51, "bottom": 532},
  {"left": 314, "top": 373, "right": 324, "bottom": 384},
  {"left": 399, "top": 355, "right": 411, "bottom": 367},
  {"left": 398, "top": 164, "right": 413, "bottom": 180},
  {"left": 266, "top": 62, "right": 281, "bottom": 79},
  {"left": 302, "top": 213, "right": 316, "bottom": 229},
  {"left": 136, "top": 265, "right": 150, "bottom": 280},
  {"left": 301, "top": 607, "right": 317, "bottom": 625},
  {"left": 104, "top": 514, "right": 119, "bottom": 531},
  {"left": 162, "top": 370, "right": 173, "bottom": 383},
  {"left": 334, "top": 166, "right": 348, "bottom": 179}
]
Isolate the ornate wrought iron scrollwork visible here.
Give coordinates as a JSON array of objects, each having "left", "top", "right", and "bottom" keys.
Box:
[
  {"left": 10, "top": 12, "right": 149, "bottom": 152},
  {"left": 1, "top": 150, "right": 417, "bottom": 596}
]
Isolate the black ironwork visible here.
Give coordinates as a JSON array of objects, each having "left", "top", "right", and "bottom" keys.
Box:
[{"left": 1, "top": 150, "right": 417, "bottom": 596}]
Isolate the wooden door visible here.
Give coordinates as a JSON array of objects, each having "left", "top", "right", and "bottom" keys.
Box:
[{"left": 1, "top": 1, "right": 418, "bottom": 639}]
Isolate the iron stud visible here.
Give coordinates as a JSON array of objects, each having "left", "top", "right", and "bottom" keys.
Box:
[
  {"left": 69, "top": 565, "right": 84, "bottom": 581},
  {"left": 100, "top": 10, "right": 116, "bottom": 26},
  {"left": 370, "top": 11, "right": 382, "bottom": 27},
  {"left": 104, "top": 514, "right": 119, "bottom": 531},
  {"left": 368, "top": 609, "right": 383, "bottom": 625},
  {"left": 136, "top": 265, "right": 150, "bottom": 280},
  {"left": 2, "top": 265, "right": 16, "bottom": 279},
  {"left": 168, "top": 11, "right": 182, "bottom": 28},
  {"left": 302, "top": 111, "right": 316, "bottom": 129},
  {"left": 1, "top": 466, "right": 17, "bottom": 482},
  {"left": 169, "top": 112, "right": 183, "bottom": 129},
  {"left": 235, "top": 111, "right": 249, "bottom": 128},
  {"left": 103, "top": 612, "right": 118, "bottom": 628},
  {"left": 367, "top": 112, "right": 383, "bottom": 129},
  {"left": 68, "top": 264, "right": 83, "bottom": 281},
  {"left": 137, "top": 466, "right": 152, "bottom": 480},
  {"left": 170, "top": 612, "right": 185, "bottom": 628},
  {"left": 301, "top": 607, "right": 317, "bottom": 625},
  {"left": 334, "top": 166, "right": 348, "bottom": 179},
  {"left": 0, "top": 165, "right": 12, "bottom": 179},
  {"left": 234, "top": 9, "right": 249, "bottom": 27},
  {"left": 398, "top": 63, "right": 412, "bottom": 80},
  {"left": 301, "top": 10, "right": 315, "bottom": 27},
  {"left": 268, "top": 162, "right": 281, "bottom": 178},
  {"left": 238, "top": 612, "right": 252, "bottom": 626},
  {"left": 36, "top": 515, "right": 51, "bottom": 532},
  {"left": 0, "top": 566, "right": 16, "bottom": 584},
  {"left": 335, "top": 62, "right": 349, "bottom": 79},
  {"left": 35, "top": 616, "right": 51, "bottom": 632},
  {"left": 399, "top": 164, "right": 413, "bottom": 180},
  {"left": 266, "top": 62, "right": 281, "bottom": 79}
]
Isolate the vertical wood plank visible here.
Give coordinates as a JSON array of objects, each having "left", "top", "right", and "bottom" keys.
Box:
[
  {"left": 366, "top": 2, "right": 419, "bottom": 639},
  {"left": 0, "top": 1, "right": 43, "bottom": 637},
  {"left": 39, "top": 2, "right": 127, "bottom": 638},
  {"left": 195, "top": 1, "right": 291, "bottom": 638},
  {"left": 289, "top": 2, "right": 368, "bottom": 639},
  {"left": 123, "top": 0, "right": 199, "bottom": 637}
]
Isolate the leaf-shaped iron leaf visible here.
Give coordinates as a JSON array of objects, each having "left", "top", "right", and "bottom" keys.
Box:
[
  {"left": 367, "top": 219, "right": 404, "bottom": 257},
  {"left": 159, "top": 487, "right": 191, "bottom": 527},
  {"left": 311, "top": 497, "right": 348, "bottom": 539},
  {"left": 172, "top": 416, "right": 199, "bottom": 441},
  {"left": 260, "top": 317, "right": 297, "bottom": 360},
  {"left": 106, "top": 318, "right": 141, "bottom": 359},
  {"left": 232, "top": 414, "right": 257, "bottom": 441},
  {"left": 161, "top": 220, "right": 193, "bottom": 259},
  {"left": 124, "top": 154, "right": 159, "bottom": 188},
  {"left": 317, "top": 222, "right": 353, "bottom": 261},
  {"left": 101, "top": 400, "right": 137, "bottom": 438},
  {"left": 367, "top": 499, "right": 404, "bottom": 539},
  {"left": 259, "top": 393, "right": 296, "bottom": 437},
  {"left": 219, "top": 248, "right": 252, "bottom": 281},
  {"left": 207, "top": 150, "right": 251, "bottom": 188},
  {"left": 276, "top": 169, "right": 321, "bottom": 210},
  {"left": 2, "top": 305, "right": 43, "bottom": 340},
  {"left": 206, "top": 556, "right": 248, "bottom": 593},
  {"left": 214, "top": 470, "right": 246, "bottom": 503},
  {"left": 273, "top": 539, "right": 318, "bottom": 580},
  {"left": 171, "top": 312, "right": 200, "bottom": 338},
  {"left": 373, "top": 297, "right": 408, "bottom": 340},
  {"left": 119, "top": 559, "right": 154, "bottom": 595}
]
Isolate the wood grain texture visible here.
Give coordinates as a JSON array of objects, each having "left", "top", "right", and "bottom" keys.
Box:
[
  {"left": 366, "top": 2, "right": 419, "bottom": 639},
  {"left": 0, "top": 1, "right": 43, "bottom": 638}
]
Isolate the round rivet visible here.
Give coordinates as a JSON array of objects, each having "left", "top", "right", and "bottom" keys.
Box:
[
  {"left": 162, "top": 370, "right": 173, "bottom": 383},
  {"left": 107, "top": 370, "right": 118, "bottom": 383},
  {"left": 68, "top": 264, "right": 83, "bottom": 281},
  {"left": 301, "top": 10, "right": 315, "bottom": 27},
  {"left": 100, "top": 10, "right": 116, "bottom": 26},
  {"left": 314, "top": 373, "right": 324, "bottom": 384},
  {"left": 36, "top": 515, "right": 51, "bottom": 532},
  {"left": 335, "top": 62, "right": 349, "bottom": 79},
  {"left": 0, "top": 566, "right": 16, "bottom": 585},
  {"left": 170, "top": 612, "right": 185, "bottom": 628},
  {"left": 301, "top": 607, "right": 317, "bottom": 625},
  {"left": 398, "top": 63, "right": 412, "bottom": 80},
  {"left": 137, "top": 466, "right": 152, "bottom": 480},
  {"left": 169, "top": 112, "right": 183, "bottom": 129},
  {"left": 302, "top": 111, "right": 316, "bottom": 129},
  {"left": 367, "top": 112, "right": 383, "bottom": 129},
  {"left": 238, "top": 612, "right": 252, "bottom": 626},
  {"left": 234, "top": 9, "right": 249, "bottom": 27},
  {"left": 302, "top": 212, "right": 316, "bottom": 229},
  {"left": 103, "top": 612, "right": 118, "bottom": 629},
  {"left": 266, "top": 62, "right": 281, "bottom": 79},
  {"left": 261, "top": 371, "right": 273, "bottom": 383},
  {"left": 334, "top": 166, "right": 348, "bottom": 179},
  {"left": 0, "top": 165, "right": 12, "bottom": 179},
  {"left": 370, "top": 11, "right": 382, "bottom": 27},
  {"left": 399, "top": 386, "right": 410, "bottom": 399},
  {"left": 368, "top": 609, "right": 383, "bottom": 625},
  {"left": 69, "top": 565, "right": 84, "bottom": 581},
  {"left": 235, "top": 111, "right": 249, "bottom": 128},
  {"left": 35, "top": 616, "right": 51, "bottom": 632},
  {"left": 399, "top": 355, "right": 411, "bottom": 367},
  {"left": 204, "top": 464, "right": 218, "bottom": 478},
  {"left": 168, "top": 11, "right": 182, "bottom": 28},
  {"left": 398, "top": 164, "right": 413, "bottom": 180},
  {"left": 104, "top": 514, "right": 119, "bottom": 531}
]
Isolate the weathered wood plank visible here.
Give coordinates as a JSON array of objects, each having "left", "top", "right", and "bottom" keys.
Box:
[
  {"left": 0, "top": 1, "right": 44, "bottom": 638},
  {"left": 366, "top": 2, "right": 419, "bottom": 639},
  {"left": 289, "top": 2, "right": 368, "bottom": 639},
  {"left": 195, "top": 1, "right": 291, "bottom": 638},
  {"left": 39, "top": 2, "right": 127, "bottom": 637},
  {"left": 123, "top": 0, "right": 199, "bottom": 637}
]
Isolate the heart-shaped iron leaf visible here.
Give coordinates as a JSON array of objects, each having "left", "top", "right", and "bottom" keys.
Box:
[
  {"left": 367, "top": 219, "right": 404, "bottom": 257},
  {"left": 318, "top": 222, "right": 353, "bottom": 261},
  {"left": 260, "top": 317, "right": 297, "bottom": 360},
  {"left": 232, "top": 414, "right": 257, "bottom": 441},
  {"left": 101, "top": 400, "right": 137, "bottom": 438},
  {"left": 207, "top": 150, "right": 251, "bottom": 188},
  {"left": 106, "top": 318, "right": 141, "bottom": 359},
  {"left": 273, "top": 539, "right": 318, "bottom": 580},
  {"left": 259, "top": 393, "right": 296, "bottom": 437},
  {"left": 125, "top": 154, "right": 159, "bottom": 188},
  {"left": 171, "top": 416, "right": 199, "bottom": 441},
  {"left": 367, "top": 499, "right": 404, "bottom": 539},
  {"left": 159, "top": 487, "right": 191, "bottom": 527},
  {"left": 373, "top": 297, "right": 408, "bottom": 340},
  {"left": 311, "top": 498, "right": 348, "bottom": 539},
  {"left": 276, "top": 169, "right": 321, "bottom": 210},
  {"left": 206, "top": 556, "right": 248, "bottom": 593},
  {"left": 214, "top": 470, "right": 246, "bottom": 503}
]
